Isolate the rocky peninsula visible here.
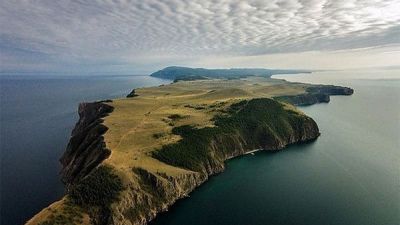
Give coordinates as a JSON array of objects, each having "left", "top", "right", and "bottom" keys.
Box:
[{"left": 26, "top": 68, "right": 353, "bottom": 225}]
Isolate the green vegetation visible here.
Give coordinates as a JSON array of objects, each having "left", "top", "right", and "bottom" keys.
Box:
[
  {"left": 37, "top": 199, "right": 85, "bottom": 225},
  {"left": 66, "top": 166, "right": 124, "bottom": 224},
  {"left": 184, "top": 104, "right": 207, "bottom": 110},
  {"left": 273, "top": 84, "right": 353, "bottom": 106},
  {"left": 273, "top": 93, "right": 330, "bottom": 106},
  {"left": 173, "top": 75, "right": 209, "bottom": 82},
  {"left": 153, "top": 98, "right": 311, "bottom": 172},
  {"left": 69, "top": 165, "right": 123, "bottom": 207},
  {"left": 38, "top": 213, "right": 80, "bottom": 225},
  {"left": 152, "top": 132, "right": 166, "bottom": 139}
]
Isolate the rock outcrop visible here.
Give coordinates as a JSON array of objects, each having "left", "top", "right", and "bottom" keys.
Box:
[{"left": 60, "top": 100, "right": 114, "bottom": 186}]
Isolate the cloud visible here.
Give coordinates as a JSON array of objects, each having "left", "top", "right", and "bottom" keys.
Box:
[
  {"left": 193, "top": 44, "right": 400, "bottom": 70},
  {"left": 1, "top": 0, "right": 399, "bottom": 73}
]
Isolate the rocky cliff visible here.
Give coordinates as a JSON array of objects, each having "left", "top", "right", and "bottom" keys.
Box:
[{"left": 60, "top": 100, "right": 114, "bottom": 186}]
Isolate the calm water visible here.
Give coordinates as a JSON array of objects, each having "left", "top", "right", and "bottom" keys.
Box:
[
  {"left": 150, "top": 70, "right": 400, "bottom": 225},
  {"left": 0, "top": 75, "right": 169, "bottom": 225}
]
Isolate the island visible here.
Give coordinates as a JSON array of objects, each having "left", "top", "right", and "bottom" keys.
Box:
[{"left": 26, "top": 67, "right": 353, "bottom": 225}]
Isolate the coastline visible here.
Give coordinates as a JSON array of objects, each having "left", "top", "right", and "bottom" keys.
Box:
[{"left": 26, "top": 76, "right": 353, "bottom": 225}]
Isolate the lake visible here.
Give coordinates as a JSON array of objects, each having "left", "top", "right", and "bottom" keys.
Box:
[
  {"left": 0, "top": 75, "right": 169, "bottom": 225},
  {"left": 149, "top": 69, "right": 400, "bottom": 225},
  {"left": 1, "top": 70, "right": 399, "bottom": 225}
]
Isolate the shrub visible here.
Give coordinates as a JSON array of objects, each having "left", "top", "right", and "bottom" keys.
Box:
[
  {"left": 152, "top": 132, "right": 165, "bottom": 139},
  {"left": 168, "top": 114, "right": 187, "bottom": 120}
]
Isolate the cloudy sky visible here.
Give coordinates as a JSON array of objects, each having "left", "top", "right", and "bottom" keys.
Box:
[{"left": 1, "top": 0, "right": 399, "bottom": 74}]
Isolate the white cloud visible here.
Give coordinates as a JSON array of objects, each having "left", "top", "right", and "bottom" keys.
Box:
[
  {"left": 192, "top": 44, "right": 400, "bottom": 70},
  {"left": 1, "top": 0, "right": 399, "bottom": 73}
]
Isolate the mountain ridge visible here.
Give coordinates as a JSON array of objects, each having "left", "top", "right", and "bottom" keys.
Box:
[{"left": 150, "top": 66, "right": 311, "bottom": 81}]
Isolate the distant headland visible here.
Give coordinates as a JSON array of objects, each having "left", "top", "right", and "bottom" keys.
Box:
[{"left": 150, "top": 66, "right": 311, "bottom": 82}]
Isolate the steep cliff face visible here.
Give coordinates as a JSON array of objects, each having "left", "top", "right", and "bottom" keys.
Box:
[
  {"left": 112, "top": 169, "right": 204, "bottom": 225},
  {"left": 60, "top": 100, "right": 114, "bottom": 186}
]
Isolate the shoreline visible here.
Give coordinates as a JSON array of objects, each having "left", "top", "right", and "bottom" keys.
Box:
[
  {"left": 26, "top": 75, "right": 352, "bottom": 225},
  {"left": 226, "top": 149, "right": 261, "bottom": 160}
]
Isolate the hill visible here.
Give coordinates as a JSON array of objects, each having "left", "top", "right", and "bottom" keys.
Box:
[{"left": 150, "top": 66, "right": 310, "bottom": 81}]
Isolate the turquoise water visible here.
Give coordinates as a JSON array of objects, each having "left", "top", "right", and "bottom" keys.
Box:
[
  {"left": 0, "top": 75, "right": 169, "bottom": 225},
  {"left": 150, "top": 70, "right": 400, "bottom": 225}
]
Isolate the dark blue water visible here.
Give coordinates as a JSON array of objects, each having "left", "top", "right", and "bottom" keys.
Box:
[
  {"left": 0, "top": 75, "right": 170, "bottom": 225},
  {"left": 150, "top": 73, "right": 400, "bottom": 225}
]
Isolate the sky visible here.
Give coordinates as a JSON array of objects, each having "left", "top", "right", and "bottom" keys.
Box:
[{"left": 1, "top": 0, "right": 400, "bottom": 75}]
